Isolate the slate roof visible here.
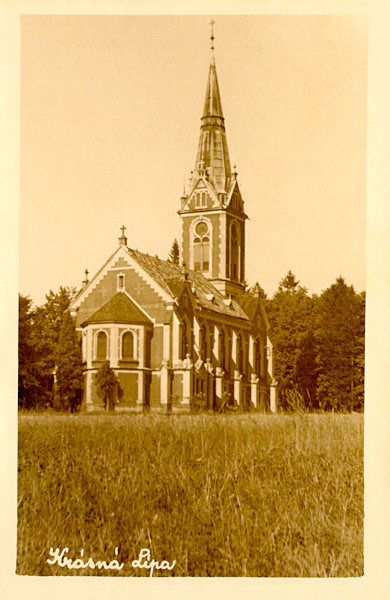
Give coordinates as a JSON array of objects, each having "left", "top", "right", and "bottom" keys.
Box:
[
  {"left": 81, "top": 291, "right": 152, "bottom": 326},
  {"left": 126, "top": 248, "right": 249, "bottom": 321}
]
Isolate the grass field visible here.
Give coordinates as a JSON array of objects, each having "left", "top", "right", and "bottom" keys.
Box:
[{"left": 17, "top": 412, "right": 363, "bottom": 577}]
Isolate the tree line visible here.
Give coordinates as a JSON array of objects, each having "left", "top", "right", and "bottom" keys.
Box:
[
  {"left": 253, "top": 271, "right": 365, "bottom": 412},
  {"left": 18, "top": 271, "right": 364, "bottom": 412}
]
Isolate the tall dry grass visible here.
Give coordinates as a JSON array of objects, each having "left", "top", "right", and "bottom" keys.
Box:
[{"left": 17, "top": 413, "right": 363, "bottom": 576}]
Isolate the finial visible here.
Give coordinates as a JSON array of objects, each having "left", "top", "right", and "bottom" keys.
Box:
[
  {"left": 119, "top": 224, "right": 127, "bottom": 246},
  {"left": 210, "top": 19, "right": 215, "bottom": 52},
  {"left": 182, "top": 178, "right": 186, "bottom": 197},
  {"left": 82, "top": 268, "right": 89, "bottom": 287},
  {"left": 182, "top": 262, "right": 189, "bottom": 281}
]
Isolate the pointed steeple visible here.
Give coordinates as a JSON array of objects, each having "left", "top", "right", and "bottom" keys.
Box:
[
  {"left": 193, "top": 25, "right": 232, "bottom": 194},
  {"left": 179, "top": 23, "right": 247, "bottom": 299},
  {"left": 202, "top": 60, "right": 224, "bottom": 118}
]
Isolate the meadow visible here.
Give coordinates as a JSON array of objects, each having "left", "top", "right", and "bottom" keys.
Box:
[{"left": 17, "top": 412, "right": 363, "bottom": 577}]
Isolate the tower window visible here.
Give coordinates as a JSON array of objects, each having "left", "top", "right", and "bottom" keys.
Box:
[
  {"left": 195, "top": 190, "right": 208, "bottom": 208},
  {"left": 193, "top": 221, "right": 210, "bottom": 272},
  {"left": 230, "top": 223, "right": 240, "bottom": 281}
]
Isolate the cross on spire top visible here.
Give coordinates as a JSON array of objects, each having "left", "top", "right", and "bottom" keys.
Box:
[{"left": 210, "top": 19, "right": 215, "bottom": 51}]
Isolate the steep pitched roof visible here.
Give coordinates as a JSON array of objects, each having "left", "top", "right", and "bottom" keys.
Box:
[
  {"left": 126, "top": 248, "right": 248, "bottom": 321},
  {"left": 202, "top": 61, "right": 224, "bottom": 118},
  {"left": 81, "top": 291, "right": 152, "bottom": 326},
  {"left": 237, "top": 289, "right": 269, "bottom": 330},
  {"left": 193, "top": 59, "right": 232, "bottom": 194}
]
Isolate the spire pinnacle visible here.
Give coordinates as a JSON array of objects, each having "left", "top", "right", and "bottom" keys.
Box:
[
  {"left": 210, "top": 19, "right": 215, "bottom": 51},
  {"left": 119, "top": 225, "right": 127, "bottom": 246}
]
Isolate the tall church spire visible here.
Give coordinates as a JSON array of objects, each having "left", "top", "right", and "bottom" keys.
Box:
[
  {"left": 179, "top": 23, "right": 247, "bottom": 299},
  {"left": 193, "top": 22, "right": 232, "bottom": 193}
]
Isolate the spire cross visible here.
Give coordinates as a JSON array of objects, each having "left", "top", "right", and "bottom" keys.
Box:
[
  {"left": 210, "top": 19, "right": 215, "bottom": 51},
  {"left": 120, "top": 225, "right": 126, "bottom": 237}
]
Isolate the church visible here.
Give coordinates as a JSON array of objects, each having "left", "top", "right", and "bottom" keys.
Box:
[{"left": 69, "top": 29, "right": 276, "bottom": 413}]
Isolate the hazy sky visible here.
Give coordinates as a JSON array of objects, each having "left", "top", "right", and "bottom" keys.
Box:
[{"left": 20, "top": 15, "right": 367, "bottom": 305}]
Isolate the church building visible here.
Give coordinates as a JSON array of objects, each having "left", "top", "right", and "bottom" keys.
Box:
[{"left": 69, "top": 29, "right": 276, "bottom": 413}]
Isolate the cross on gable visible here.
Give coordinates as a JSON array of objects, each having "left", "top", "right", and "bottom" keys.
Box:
[{"left": 120, "top": 225, "right": 126, "bottom": 237}]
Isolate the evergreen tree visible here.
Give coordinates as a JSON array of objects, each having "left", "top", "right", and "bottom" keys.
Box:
[
  {"left": 54, "top": 311, "right": 84, "bottom": 412},
  {"left": 168, "top": 239, "right": 180, "bottom": 265},
  {"left": 18, "top": 295, "right": 42, "bottom": 409},
  {"left": 31, "top": 286, "right": 77, "bottom": 407},
  {"left": 267, "top": 271, "right": 317, "bottom": 410},
  {"left": 315, "top": 278, "right": 365, "bottom": 411},
  {"left": 94, "top": 361, "right": 122, "bottom": 411}
]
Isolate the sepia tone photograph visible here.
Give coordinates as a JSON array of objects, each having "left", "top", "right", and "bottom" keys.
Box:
[{"left": 12, "top": 7, "right": 372, "bottom": 584}]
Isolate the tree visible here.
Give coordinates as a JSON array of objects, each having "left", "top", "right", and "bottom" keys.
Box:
[
  {"left": 31, "top": 286, "right": 77, "bottom": 407},
  {"left": 314, "top": 277, "right": 365, "bottom": 411},
  {"left": 266, "top": 272, "right": 317, "bottom": 410},
  {"left": 54, "top": 311, "right": 84, "bottom": 412},
  {"left": 94, "top": 361, "right": 122, "bottom": 411},
  {"left": 18, "top": 295, "right": 42, "bottom": 409},
  {"left": 168, "top": 239, "right": 180, "bottom": 265}
]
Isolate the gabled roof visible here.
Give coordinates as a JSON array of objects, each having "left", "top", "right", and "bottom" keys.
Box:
[
  {"left": 81, "top": 291, "right": 153, "bottom": 327},
  {"left": 126, "top": 248, "right": 248, "bottom": 321},
  {"left": 237, "top": 290, "right": 269, "bottom": 330}
]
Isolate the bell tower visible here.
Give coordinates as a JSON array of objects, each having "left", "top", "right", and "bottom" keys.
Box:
[{"left": 178, "top": 21, "right": 247, "bottom": 298}]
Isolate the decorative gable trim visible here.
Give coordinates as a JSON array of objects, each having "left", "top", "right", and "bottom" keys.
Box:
[
  {"left": 70, "top": 245, "right": 173, "bottom": 312},
  {"left": 226, "top": 180, "right": 247, "bottom": 217},
  {"left": 183, "top": 176, "right": 220, "bottom": 210}
]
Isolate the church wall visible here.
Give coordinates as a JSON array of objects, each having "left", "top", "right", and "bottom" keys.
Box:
[
  {"left": 75, "top": 265, "right": 170, "bottom": 328},
  {"left": 150, "top": 373, "right": 161, "bottom": 406},
  {"left": 172, "top": 372, "right": 183, "bottom": 404},
  {"left": 240, "top": 219, "right": 246, "bottom": 284},
  {"left": 117, "top": 372, "right": 138, "bottom": 407},
  {"left": 151, "top": 326, "right": 164, "bottom": 369},
  {"left": 209, "top": 214, "right": 221, "bottom": 278},
  {"left": 181, "top": 217, "right": 191, "bottom": 269}
]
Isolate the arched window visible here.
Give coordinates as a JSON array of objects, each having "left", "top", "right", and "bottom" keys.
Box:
[
  {"left": 231, "top": 223, "right": 239, "bottom": 281},
  {"left": 96, "top": 331, "right": 107, "bottom": 360},
  {"left": 193, "top": 221, "right": 210, "bottom": 272},
  {"left": 122, "top": 331, "right": 134, "bottom": 359}
]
